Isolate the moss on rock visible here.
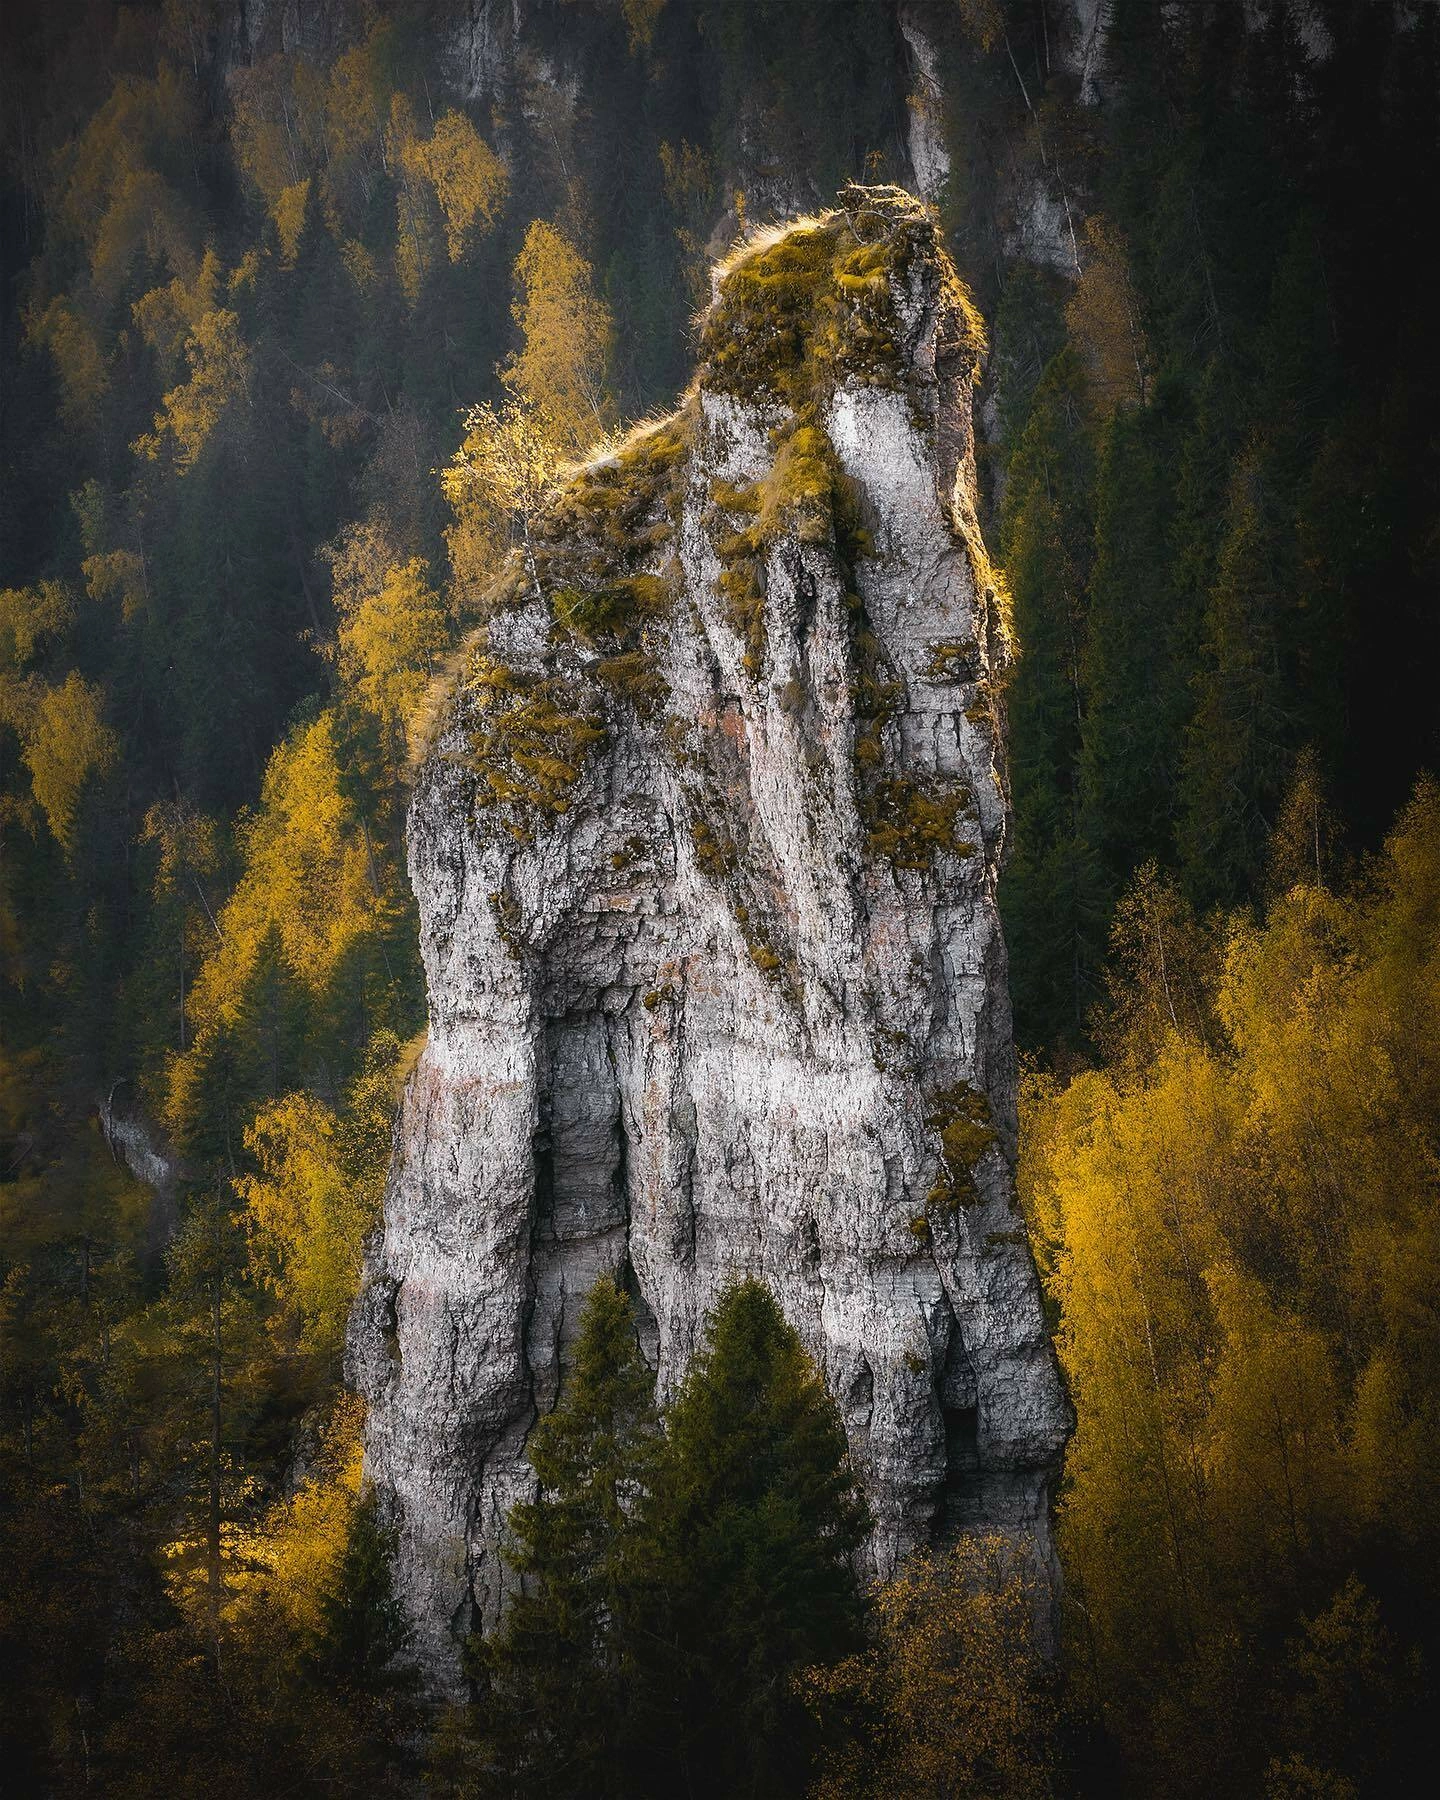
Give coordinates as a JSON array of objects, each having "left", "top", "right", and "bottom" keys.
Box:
[
  {"left": 456, "top": 655, "right": 606, "bottom": 834},
  {"left": 925, "top": 1081, "right": 997, "bottom": 1214},
  {"left": 863, "top": 774, "right": 977, "bottom": 873},
  {"left": 698, "top": 185, "right": 980, "bottom": 412}
]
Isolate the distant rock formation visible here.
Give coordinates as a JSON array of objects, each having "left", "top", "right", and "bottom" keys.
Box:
[{"left": 349, "top": 186, "right": 1071, "bottom": 1686}]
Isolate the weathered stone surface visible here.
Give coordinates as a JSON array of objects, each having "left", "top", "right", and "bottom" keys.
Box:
[{"left": 349, "top": 186, "right": 1071, "bottom": 1687}]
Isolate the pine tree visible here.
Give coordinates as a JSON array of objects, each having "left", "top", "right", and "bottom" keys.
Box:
[{"left": 1177, "top": 442, "right": 1297, "bottom": 903}]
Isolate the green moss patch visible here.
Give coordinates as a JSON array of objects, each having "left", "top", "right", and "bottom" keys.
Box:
[
  {"left": 700, "top": 185, "right": 984, "bottom": 414},
  {"left": 924, "top": 638, "right": 983, "bottom": 683},
  {"left": 704, "top": 419, "right": 869, "bottom": 679},
  {"left": 594, "top": 649, "right": 667, "bottom": 719},
  {"left": 690, "top": 816, "right": 739, "bottom": 882},
  {"left": 925, "top": 1081, "right": 997, "bottom": 1214},
  {"left": 488, "top": 887, "right": 524, "bottom": 955},
  {"left": 537, "top": 415, "right": 690, "bottom": 575},
  {"left": 850, "top": 606, "right": 975, "bottom": 874},
  {"left": 551, "top": 573, "right": 671, "bottom": 647},
  {"left": 703, "top": 195, "right": 912, "bottom": 408},
  {"left": 459, "top": 655, "right": 606, "bottom": 833},
  {"left": 863, "top": 774, "right": 977, "bottom": 872}
]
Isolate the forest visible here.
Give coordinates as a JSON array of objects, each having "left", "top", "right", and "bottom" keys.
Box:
[{"left": 1, "top": 1, "right": 1438, "bottom": 1793}]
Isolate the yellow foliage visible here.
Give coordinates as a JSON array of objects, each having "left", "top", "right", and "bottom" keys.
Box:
[
  {"left": 322, "top": 22, "right": 395, "bottom": 220},
  {"left": 241, "top": 1094, "right": 349, "bottom": 1343},
  {"left": 659, "top": 138, "right": 712, "bottom": 215},
  {"left": 135, "top": 307, "right": 252, "bottom": 468},
  {"left": 1203, "top": 1266, "right": 1345, "bottom": 1583},
  {"left": 953, "top": 0, "right": 1004, "bottom": 49},
  {"left": 20, "top": 671, "right": 118, "bottom": 850},
  {"left": 82, "top": 549, "right": 147, "bottom": 621},
  {"left": 45, "top": 66, "right": 199, "bottom": 324},
  {"left": 186, "top": 1396, "right": 363, "bottom": 1641},
  {"left": 89, "top": 167, "right": 196, "bottom": 310},
  {"left": 231, "top": 70, "right": 304, "bottom": 206},
  {"left": 0, "top": 582, "right": 73, "bottom": 669},
  {"left": 230, "top": 54, "right": 327, "bottom": 209},
  {"left": 804, "top": 1536, "right": 1055, "bottom": 1799},
  {"left": 399, "top": 108, "right": 508, "bottom": 263},
  {"left": 233, "top": 1446, "right": 359, "bottom": 1637},
  {"left": 444, "top": 395, "right": 565, "bottom": 592},
  {"left": 325, "top": 28, "right": 392, "bottom": 163},
  {"left": 141, "top": 795, "right": 222, "bottom": 908},
  {"left": 238, "top": 1031, "right": 403, "bottom": 1357},
  {"left": 132, "top": 246, "right": 223, "bottom": 379},
  {"left": 327, "top": 524, "right": 450, "bottom": 744},
  {"left": 548, "top": 0, "right": 668, "bottom": 56},
  {"left": 1065, "top": 215, "right": 1148, "bottom": 418},
  {"left": 387, "top": 94, "right": 438, "bottom": 305},
  {"left": 52, "top": 65, "right": 199, "bottom": 243},
  {"left": 181, "top": 709, "right": 382, "bottom": 1040},
  {"left": 273, "top": 177, "right": 310, "bottom": 264},
  {"left": 1021, "top": 779, "right": 1440, "bottom": 1781},
  {"left": 503, "top": 220, "right": 616, "bottom": 456},
  {"left": 229, "top": 36, "right": 390, "bottom": 266},
  {"left": 25, "top": 298, "right": 109, "bottom": 429},
  {"left": 621, "top": 0, "right": 667, "bottom": 51},
  {"left": 446, "top": 399, "right": 565, "bottom": 523},
  {"left": 239, "top": 1103, "right": 367, "bottom": 1359},
  {"left": 1267, "top": 746, "right": 1340, "bottom": 896},
  {"left": 658, "top": 137, "right": 715, "bottom": 302},
  {"left": 229, "top": 249, "right": 263, "bottom": 296},
  {"left": 340, "top": 236, "right": 382, "bottom": 295},
  {"left": 255, "top": 1397, "right": 364, "bottom": 1626},
  {"left": 442, "top": 217, "right": 615, "bottom": 593}
]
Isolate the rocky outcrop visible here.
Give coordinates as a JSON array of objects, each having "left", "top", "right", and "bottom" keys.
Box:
[
  {"left": 899, "top": 8, "right": 950, "bottom": 203},
  {"left": 98, "top": 1090, "right": 181, "bottom": 1260},
  {"left": 349, "top": 185, "right": 1071, "bottom": 1687}
]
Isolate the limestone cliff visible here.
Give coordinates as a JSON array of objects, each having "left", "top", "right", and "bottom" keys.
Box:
[{"left": 348, "top": 185, "right": 1071, "bottom": 1685}]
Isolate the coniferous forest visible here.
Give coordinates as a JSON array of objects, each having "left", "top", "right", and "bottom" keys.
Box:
[{"left": 2, "top": 2, "right": 1439, "bottom": 1793}]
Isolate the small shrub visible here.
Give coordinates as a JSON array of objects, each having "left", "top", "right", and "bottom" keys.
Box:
[{"left": 595, "top": 649, "right": 668, "bottom": 718}]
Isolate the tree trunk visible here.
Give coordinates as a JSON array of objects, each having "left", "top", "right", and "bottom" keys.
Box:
[{"left": 207, "top": 1217, "right": 223, "bottom": 1648}]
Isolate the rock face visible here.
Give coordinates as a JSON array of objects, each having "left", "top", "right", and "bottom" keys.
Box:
[{"left": 349, "top": 186, "right": 1071, "bottom": 1687}]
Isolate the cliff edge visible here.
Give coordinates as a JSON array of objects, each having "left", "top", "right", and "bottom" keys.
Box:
[{"left": 349, "top": 185, "right": 1072, "bottom": 1684}]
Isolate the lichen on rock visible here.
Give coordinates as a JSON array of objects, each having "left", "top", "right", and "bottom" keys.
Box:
[{"left": 348, "top": 184, "right": 1071, "bottom": 1689}]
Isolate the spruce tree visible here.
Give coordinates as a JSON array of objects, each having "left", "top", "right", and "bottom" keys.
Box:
[
  {"left": 1079, "top": 396, "right": 1188, "bottom": 905},
  {"left": 998, "top": 349, "right": 1104, "bottom": 1047},
  {"left": 626, "top": 1278, "right": 869, "bottom": 1800},
  {"left": 474, "top": 1273, "right": 660, "bottom": 1800},
  {"left": 314, "top": 1487, "right": 413, "bottom": 1693},
  {"left": 1177, "top": 442, "right": 1299, "bottom": 903}
]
